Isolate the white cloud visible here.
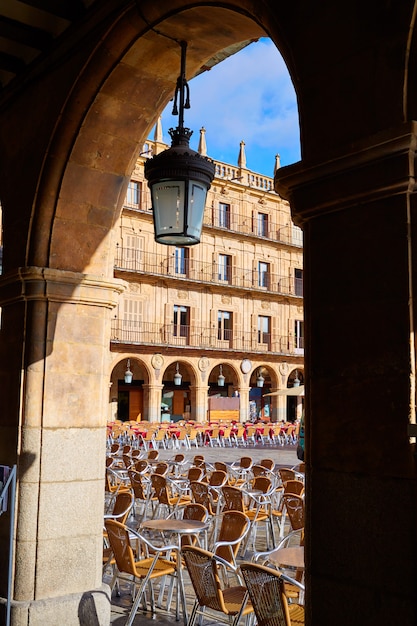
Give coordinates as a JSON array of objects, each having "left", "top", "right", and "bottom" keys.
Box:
[{"left": 159, "top": 38, "right": 300, "bottom": 176}]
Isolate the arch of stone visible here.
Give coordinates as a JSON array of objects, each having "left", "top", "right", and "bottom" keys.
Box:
[{"left": 0, "top": 1, "right": 416, "bottom": 624}]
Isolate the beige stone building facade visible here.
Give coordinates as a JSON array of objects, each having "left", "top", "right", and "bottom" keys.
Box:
[{"left": 109, "top": 121, "right": 304, "bottom": 424}]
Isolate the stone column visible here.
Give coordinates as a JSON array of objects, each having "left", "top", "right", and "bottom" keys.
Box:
[
  {"left": 190, "top": 386, "right": 209, "bottom": 423},
  {"left": 143, "top": 383, "right": 164, "bottom": 423},
  {"left": 276, "top": 122, "right": 417, "bottom": 625},
  {"left": 238, "top": 386, "right": 251, "bottom": 422},
  {"left": 0, "top": 267, "right": 124, "bottom": 626}
]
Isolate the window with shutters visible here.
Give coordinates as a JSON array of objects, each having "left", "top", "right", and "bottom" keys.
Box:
[
  {"left": 294, "top": 268, "right": 303, "bottom": 296},
  {"left": 218, "top": 254, "right": 232, "bottom": 282},
  {"left": 173, "top": 305, "right": 189, "bottom": 338},
  {"left": 123, "top": 299, "right": 143, "bottom": 341},
  {"left": 175, "top": 247, "right": 189, "bottom": 275},
  {"left": 258, "top": 261, "right": 270, "bottom": 288},
  {"left": 218, "top": 202, "right": 231, "bottom": 229},
  {"left": 218, "top": 310, "right": 233, "bottom": 341},
  {"left": 124, "top": 234, "right": 143, "bottom": 271},
  {"left": 257, "top": 212, "right": 269, "bottom": 237},
  {"left": 258, "top": 316, "right": 271, "bottom": 345},
  {"left": 125, "top": 180, "right": 142, "bottom": 209},
  {"left": 295, "top": 319, "right": 304, "bottom": 352}
]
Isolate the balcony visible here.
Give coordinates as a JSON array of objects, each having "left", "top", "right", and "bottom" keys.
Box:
[
  {"left": 114, "top": 247, "right": 303, "bottom": 298},
  {"left": 110, "top": 319, "right": 303, "bottom": 356},
  {"left": 203, "top": 208, "right": 303, "bottom": 247},
  {"left": 121, "top": 202, "right": 303, "bottom": 248}
]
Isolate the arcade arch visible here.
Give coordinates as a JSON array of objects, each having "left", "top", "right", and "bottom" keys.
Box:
[{"left": 1, "top": 2, "right": 416, "bottom": 625}]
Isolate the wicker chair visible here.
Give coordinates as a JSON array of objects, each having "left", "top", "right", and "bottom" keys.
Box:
[
  {"left": 212, "top": 510, "right": 250, "bottom": 568},
  {"left": 186, "top": 466, "right": 204, "bottom": 483},
  {"left": 221, "top": 483, "right": 275, "bottom": 552},
  {"left": 102, "top": 490, "right": 134, "bottom": 574},
  {"left": 104, "top": 520, "right": 179, "bottom": 626},
  {"left": 181, "top": 545, "right": 253, "bottom": 626},
  {"left": 230, "top": 456, "right": 253, "bottom": 485},
  {"left": 284, "top": 480, "right": 305, "bottom": 497},
  {"left": 240, "top": 561, "right": 304, "bottom": 625},
  {"left": 190, "top": 480, "right": 218, "bottom": 523},
  {"left": 150, "top": 473, "right": 191, "bottom": 518},
  {"left": 128, "top": 469, "right": 154, "bottom": 520},
  {"left": 179, "top": 502, "right": 209, "bottom": 548}
]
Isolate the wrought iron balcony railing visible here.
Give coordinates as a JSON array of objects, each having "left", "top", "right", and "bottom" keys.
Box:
[
  {"left": 114, "top": 247, "right": 303, "bottom": 297},
  {"left": 110, "top": 318, "right": 304, "bottom": 356}
]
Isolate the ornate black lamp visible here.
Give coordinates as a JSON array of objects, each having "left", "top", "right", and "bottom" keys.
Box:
[{"left": 144, "top": 41, "right": 215, "bottom": 245}]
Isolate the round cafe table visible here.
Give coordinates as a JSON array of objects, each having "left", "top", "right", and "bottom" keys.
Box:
[
  {"left": 140, "top": 518, "right": 209, "bottom": 624},
  {"left": 267, "top": 546, "right": 304, "bottom": 570}
]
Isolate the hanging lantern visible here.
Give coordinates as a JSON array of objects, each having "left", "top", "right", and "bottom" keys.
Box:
[
  {"left": 124, "top": 359, "right": 133, "bottom": 384},
  {"left": 217, "top": 364, "right": 225, "bottom": 387},
  {"left": 174, "top": 362, "right": 182, "bottom": 386},
  {"left": 145, "top": 41, "right": 215, "bottom": 245},
  {"left": 256, "top": 369, "right": 265, "bottom": 388}
]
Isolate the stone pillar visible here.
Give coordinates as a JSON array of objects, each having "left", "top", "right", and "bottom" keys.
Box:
[
  {"left": 238, "top": 386, "right": 251, "bottom": 422},
  {"left": 276, "top": 123, "right": 417, "bottom": 625},
  {"left": 189, "top": 386, "right": 209, "bottom": 423},
  {"left": 143, "top": 383, "right": 164, "bottom": 423},
  {"left": 0, "top": 267, "right": 124, "bottom": 625}
]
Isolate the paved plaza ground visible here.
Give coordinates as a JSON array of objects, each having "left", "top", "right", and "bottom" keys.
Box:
[{"left": 107, "top": 442, "right": 300, "bottom": 625}]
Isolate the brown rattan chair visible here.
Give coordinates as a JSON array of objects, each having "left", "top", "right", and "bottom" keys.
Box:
[
  {"left": 230, "top": 457, "right": 253, "bottom": 485},
  {"left": 179, "top": 502, "right": 209, "bottom": 547},
  {"left": 181, "top": 545, "right": 253, "bottom": 626},
  {"left": 102, "top": 490, "right": 134, "bottom": 574},
  {"left": 150, "top": 473, "right": 191, "bottom": 518},
  {"left": 105, "top": 519, "right": 179, "bottom": 626},
  {"left": 260, "top": 458, "right": 275, "bottom": 470},
  {"left": 284, "top": 480, "right": 305, "bottom": 497},
  {"left": 240, "top": 561, "right": 304, "bottom": 625},
  {"left": 221, "top": 483, "right": 275, "bottom": 552},
  {"left": 212, "top": 510, "right": 250, "bottom": 567},
  {"left": 186, "top": 466, "right": 204, "bottom": 483},
  {"left": 153, "top": 461, "right": 169, "bottom": 476},
  {"left": 278, "top": 468, "right": 296, "bottom": 484},
  {"left": 214, "top": 461, "right": 229, "bottom": 473},
  {"left": 190, "top": 481, "right": 217, "bottom": 517},
  {"left": 252, "top": 526, "right": 305, "bottom": 604},
  {"left": 128, "top": 469, "right": 154, "bottom": 520},
  {"left": 271, "top": 488, "right": 305, "bottom": 539}
]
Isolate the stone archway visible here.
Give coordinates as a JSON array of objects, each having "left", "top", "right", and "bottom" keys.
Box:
[{"left": 1, "top": 2, "right": 417, "bottom": 625}]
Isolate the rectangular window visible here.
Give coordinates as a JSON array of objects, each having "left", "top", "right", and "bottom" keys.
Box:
[
  {"left": 258, "top": 316, "right": 271, "bottom": 344},
  {"left": 174, "top": 305, "right": 189, "bottom": 337},
  {"left": 218, "top": 203, "right": 231, "bottom": 229},
  {"left": 126, "top": 180, "right": 141, "bottom": 209},
  {"left": 258, "top": 261, "right": 270, "bottom": 288},
  {"left": 257, "top": 212, "right": 269, "bottom": 237},
  {"left": 295, "top": 319, "right": 304, "bottom": 350},
  {"left": 175, "top": 247, "right": 189, "bottom": 275},
  {"left": 123, "top": 299, "right": 143, "bottom": 340},
  {"left": 123, "top": 234, "right": 143, "bottom": 270},
  {"left": 218, "top": 310, "right": 233, "bottom": 341},
  {"left": 218, "top": 254, "right": 232, "bottom": 282},
  {"left": 294, "top": 268, "right": 303, "bottom": 296}
]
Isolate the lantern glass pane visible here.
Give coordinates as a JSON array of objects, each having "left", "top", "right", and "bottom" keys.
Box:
[
  {"left": 152, "top": 181, "right": 185, "bottom": 237},
  {"left": 187, "top": 182, "right": 206, "bottom": 239}
]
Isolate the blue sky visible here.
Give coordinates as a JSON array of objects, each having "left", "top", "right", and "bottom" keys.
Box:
[{"left": 154, "top": 38, "right": 300, "bottom": 178}]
